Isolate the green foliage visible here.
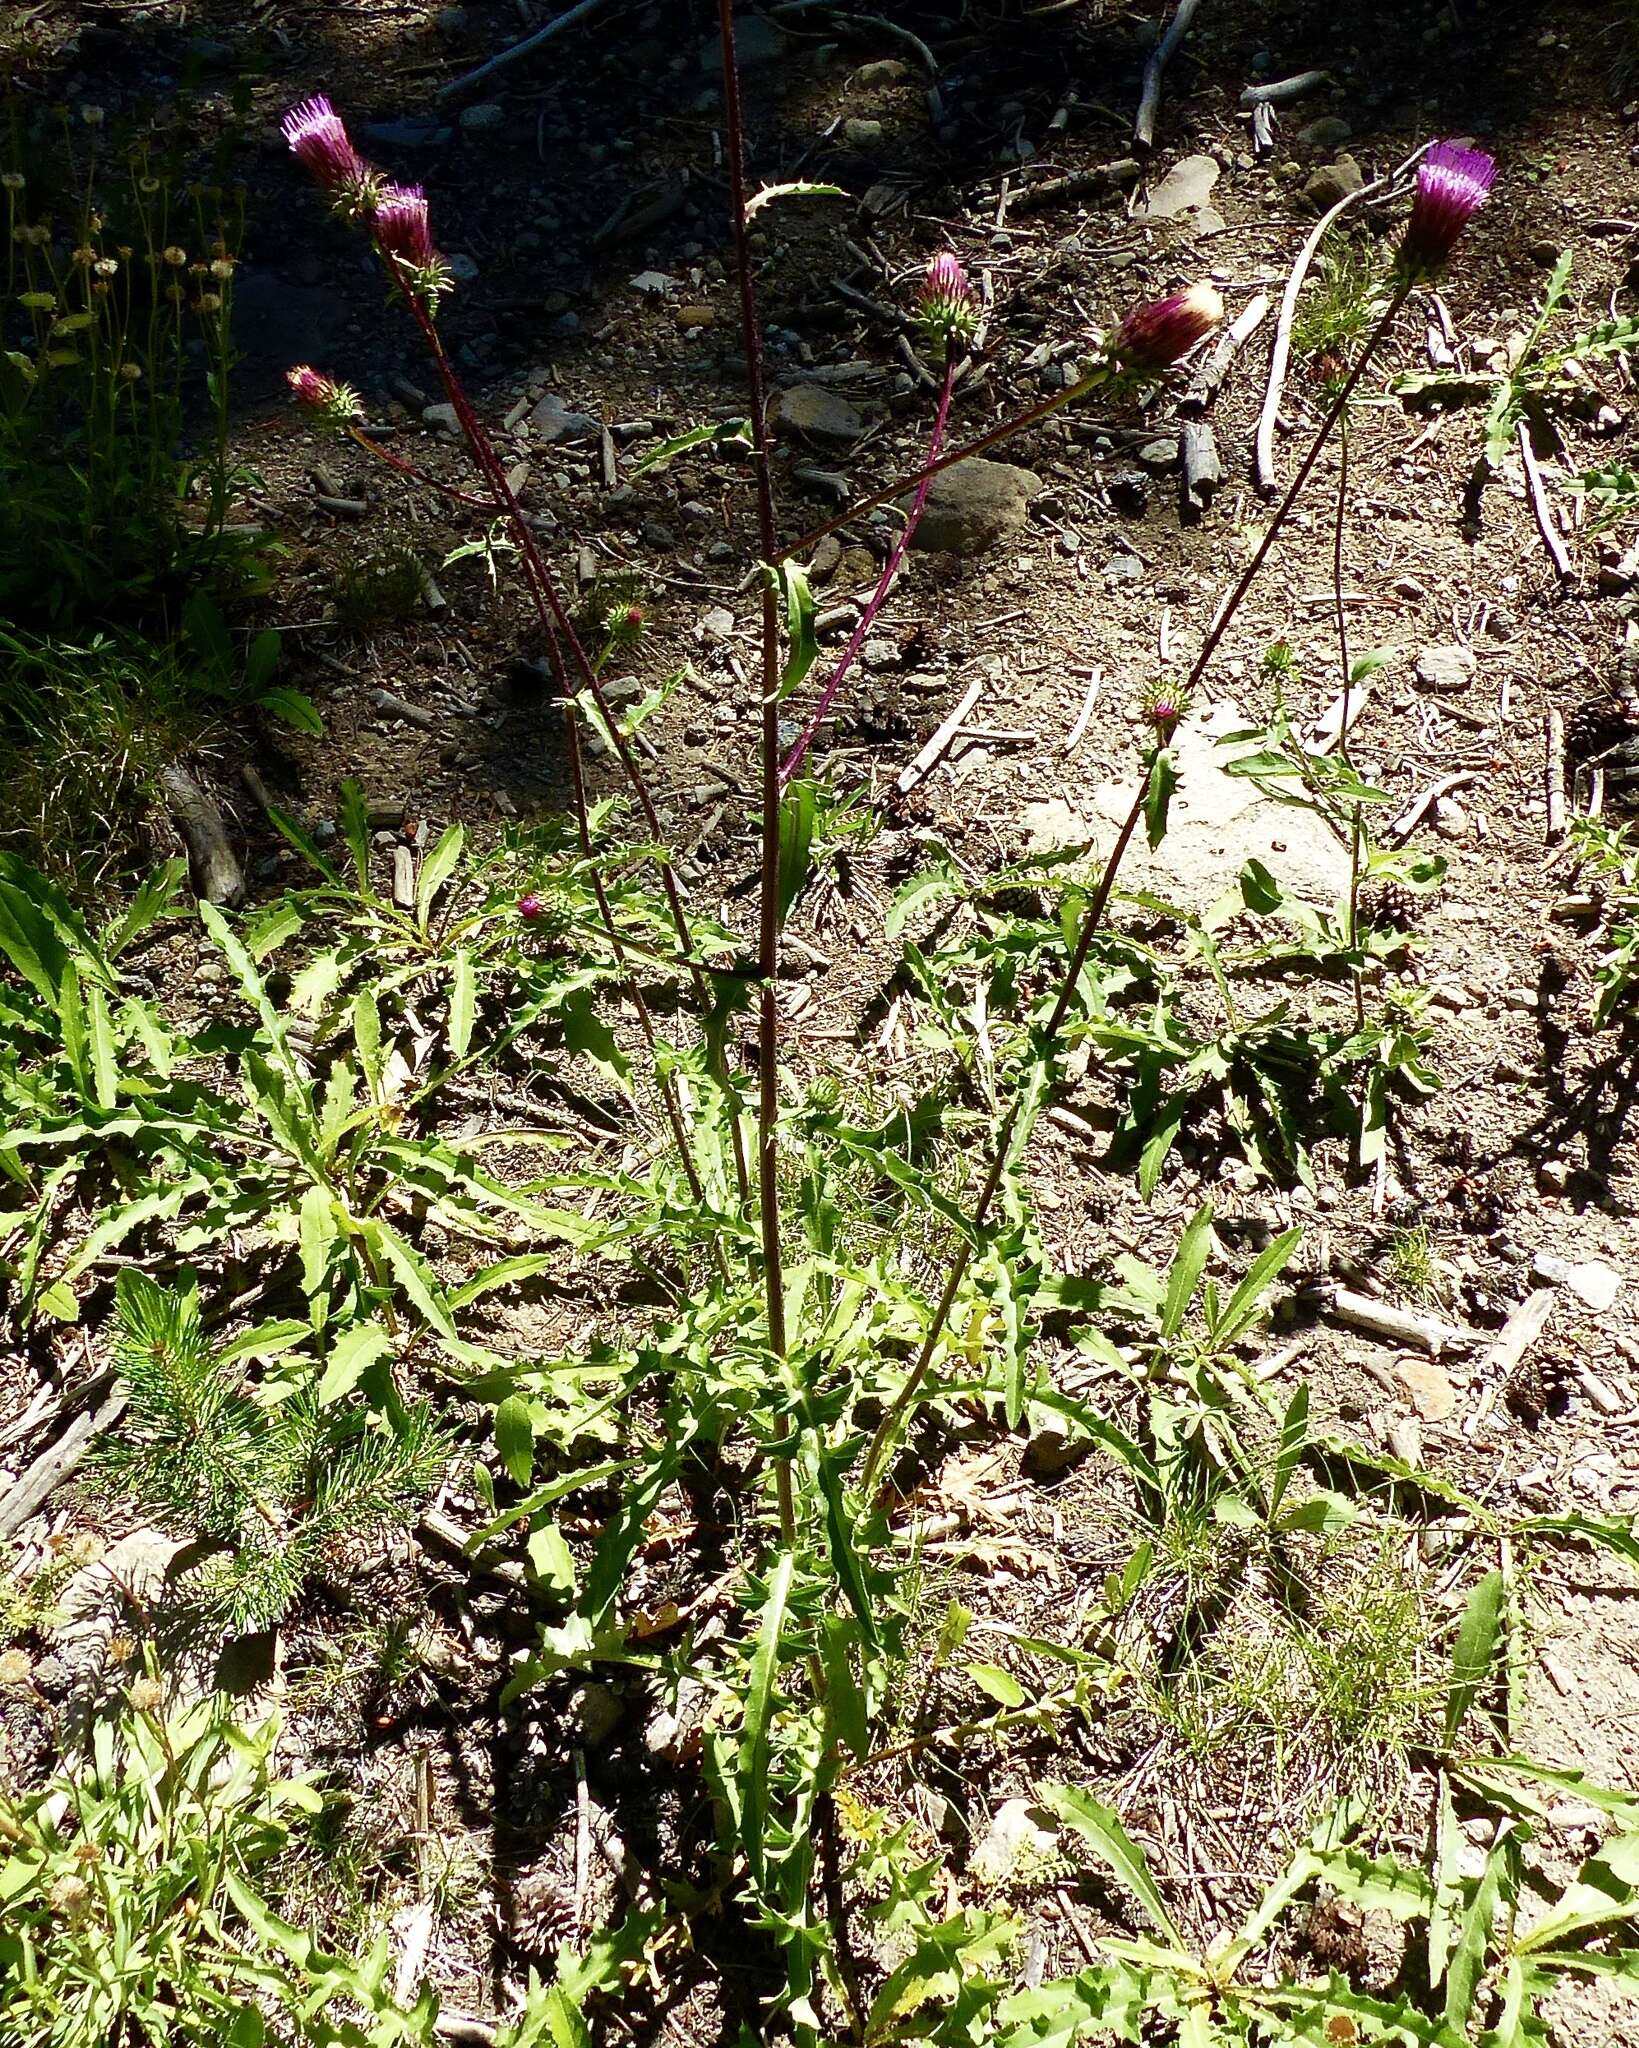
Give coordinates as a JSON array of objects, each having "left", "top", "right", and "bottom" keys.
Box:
[
  {"left": 91, "top": 1271, "right": 450, "bottom": 1630},
  {"left": 1569, "top": 813, "right": 1639, "bottom": 1030},
  {"left": 0, "top": 610, "right": 303, "bottom": 892},
  {"left": 1396, "top": 250, "right": 1639, "bottom": 469},
  {"left": 0, "top": 830, "right": 625, "bottom": 1340},
  {"left": 0, "top": 109, "right": 257, "bottom": 628},
  {"left": 328, "top": 543, "right": 427, "bottom": 637},
  {"left": 0, "top": 1692, "right": 442, "bottom": 2045},
  {"left": 1292, "top": 232, "right": 1382, "bottom": 380}
]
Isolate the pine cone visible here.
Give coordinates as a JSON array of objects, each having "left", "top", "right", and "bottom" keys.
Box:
[
  {"left": 1358, "top": 876, "right": 1435, "bottom": 934},
  {"left": 1564, "top": 684, "right": 1639, "bottom": 765}
]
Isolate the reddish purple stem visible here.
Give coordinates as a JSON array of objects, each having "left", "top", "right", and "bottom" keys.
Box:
[{"left": 780, "top": 355, "right": 956, "bottom": 784}]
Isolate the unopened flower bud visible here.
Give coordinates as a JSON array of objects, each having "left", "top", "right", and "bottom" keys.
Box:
[
  {"left": 0, "top": 172, "right": 23, "bottom": 193},
  {"left": 194, "top": 291, "right": 222, "bottom": 314},
  {"left": 1109, "top": 282, "right": 1223, "bottom": 371},
  {"left": 81, "top": 105, "right": 105, "bottom": 129},
  {"left": 1142, "top": 679, "right": 1192, "bottom": 741},
  {"left": 915, "top": 249, "right": 978, "bottom": 354},
  {"left": 1394, "top": 140, "right": 1496, "bottom": 281},
  {"left": 285, "top": 363, "right": 364, "bottom": 433},
  {"left": 162, "top": 244, "right": 186, "bottom": 266},
  {"left": 210, "top": 257, "right": 236, "bottom": 280}
]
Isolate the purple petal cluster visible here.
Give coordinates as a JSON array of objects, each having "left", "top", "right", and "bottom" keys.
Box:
[
  {"left": 1396, "top": 141, "right": 1497, "bottom": 279},
  {"left": 281, "top": 96, "right": 372, "bottom": 208},
  {"left": 1109, "top": 283, "right": 1223, "bottom": 371},
  {"left": 373, "top": 183, "right": 437, "bottom": 268}
]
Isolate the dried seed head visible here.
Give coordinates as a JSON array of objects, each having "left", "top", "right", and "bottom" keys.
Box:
[
  {"left": 1395, "top": 140, "right": 1497, "bottom": 280},
  {"left": 81, "top": 105, "right": 105, "bottom": 129},
  {"left": 48, "top": 1874, "right": 92, "bottom": 1927},
  {"left": 127, "top": 1675, "right": 164, "bottom": 1713},
  {"left": 162, "top": 244, "right": 187, "bottom": 266},
  {"left": 210, "top": 257, "right": 236, "bottom": 280},
  {"left": 1109, "top": 282, "right": 1224, "bottom": 371},
  {"left": 0, "top": 172, "right": 23, "bottom": 193},
  {"left": 0, "top": 1648, "right": 32, "bottom": 1687}
]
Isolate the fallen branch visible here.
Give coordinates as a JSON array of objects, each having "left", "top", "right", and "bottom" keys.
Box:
[
  {"left": 1011, "top": 157, "right": 1142, "bottom": 216},
  {"left": 1255, "top": 146, "right": 1426, "bottom": 494},
  {"left": 1546, "top": 707, "right": 1567, "bottom": 843},
  {"left": 1134, "top": 0, "right": 1206, "bottom": 150},
  {"left": 1317, "top": 1282, "right": 1476, "bottom": 1357},
  {"left": 0, "top": 1389, "right": 127, "bottom": 1541},
  {"left": 436, "top": 0, "right": 617, "bottom": 100},
  {"left": 1063, "top": 667, "right": 1104, "bottom": 754},
  {"left": 1516, "top": 418, "right": 1573, "bottom": 582},
  {"left": 896, "top": 672, "right": 987, "bottom": 794},
  {"left": 1180, "top": 290, "right": 1269, "bottom": 415},
  {"left": 1239, "top": 69, "right": 1330, "bottom": 106},
  {"left": 160, "top": 763, "right": 245, "bottom": 907},
  {"left": 1388, "top": 769, "right": 1480, "bottom": 845}
]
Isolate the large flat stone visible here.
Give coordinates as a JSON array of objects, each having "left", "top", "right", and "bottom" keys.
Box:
[
  {"left": 908, "top": 458, "right": 1041, "bottom": 555},
  {"left": 1089, "top": 700, "right": 1350, "bottom": 912}
]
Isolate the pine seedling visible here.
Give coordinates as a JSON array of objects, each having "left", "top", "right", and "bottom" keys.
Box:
[{"left": 93, "top": 1272, "right": 449, "bottom": 1632}]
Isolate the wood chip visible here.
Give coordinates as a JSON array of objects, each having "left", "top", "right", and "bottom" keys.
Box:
[{"left": 896, "top": 672, "right": 987, "bottom": 794}]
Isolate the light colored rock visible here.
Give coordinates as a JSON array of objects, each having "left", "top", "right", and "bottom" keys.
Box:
[
  {"left": 1088, "top": 699, "right": 1350, "bottom": 913},
  {"left": 850, "top": 58, "right": 913, "bottom": 88},
  {"left": 530, "top": 392, "right": 597, "bottom": 444},
  {"left": 458, "top": 101, "right": 505, "bottom": 133},
  {"left": 771, "top": 383, "right": 866, "bottom": 445},
  {"left": 844, "top": 117, "right": 884, "bottom": 147},
  {"left": 1299, "top": 115, "right": 1352, "bottom": 148},
  {"left": 1021, "top": 797, "right": 1092, "bottom": 855},
  {"left": 422, "top": 402, "right": 460, "bottom": 436},
  {"left": 1534, "top": 1253, "right": 1623, "bottom": 1313},
  {"left": 971, "top": 1800, "right": 1059, "bottom": 1886},
  {"left": 1415, "top": 644, "right": 1477, "bottom": 693},
  {"left": 1303, "top": 154, "right": 1364, "bottom": 210},
  {"left": 908, "top": 458, "right": 1040, "bottom": 554},
  {"left": 1397, "top": 1357, "right": 1457, "bottom": 1423},
  {"left": 1138, "top": 152, "right": 1220, "bottom": 222}
]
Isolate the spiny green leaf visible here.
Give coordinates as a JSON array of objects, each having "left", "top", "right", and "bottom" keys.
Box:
[
  {"left": 741, "top": 1550, "right": 796, "bottom": 1890},
  {"left": 1445, "top": 1569, "right": 1506, "bottom": 1748},
  {"left": 1036, "top": 1781, "right": 1184, "bottom": 1945}
]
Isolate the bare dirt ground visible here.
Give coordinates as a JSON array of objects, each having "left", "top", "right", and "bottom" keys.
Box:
[{"left": 6, "top": 0, "right": 1639, "bottom": 2035}]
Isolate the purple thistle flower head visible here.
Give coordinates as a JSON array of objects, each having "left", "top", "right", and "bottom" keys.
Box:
[
  {"left": 372, "top": 183, "right": 452, "bottom": 305},
  {"left": 285, "top": 363, "right": 364, "bottom": 433},
  {"left": 1395, "top": 140, "right": 1496, "bottom": 280},
  {"left": 373, "top": 183, "right": 435, "bottom": 265},
  {"left": 281, "top": 96, "right": 377, "bottom": 215},
  {"left": 1109, "top": 282, "right": 1224, "bottom": 372},
  {"left": 517, "top": 892, "right": 545, "bottom": 922},
  {"left": 916, "top": 249, "right": 978, "bottom": 353}
]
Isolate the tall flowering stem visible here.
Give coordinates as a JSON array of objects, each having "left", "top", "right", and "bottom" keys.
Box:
[
  {"left": 782, "top": 354, "right": 956, "bottom": 784},
  {"left": 388, "top": 281, "right": 733, "bottom": 1249},
  {"left": 864, "top": 146, "right": 1494, "bottom": 1492},
  {"left": 717, "top": 0, "right": 796, "bottom": 1549},
  {"left": 780, "top": 283, "right": 1219, "bottom": 567}
]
